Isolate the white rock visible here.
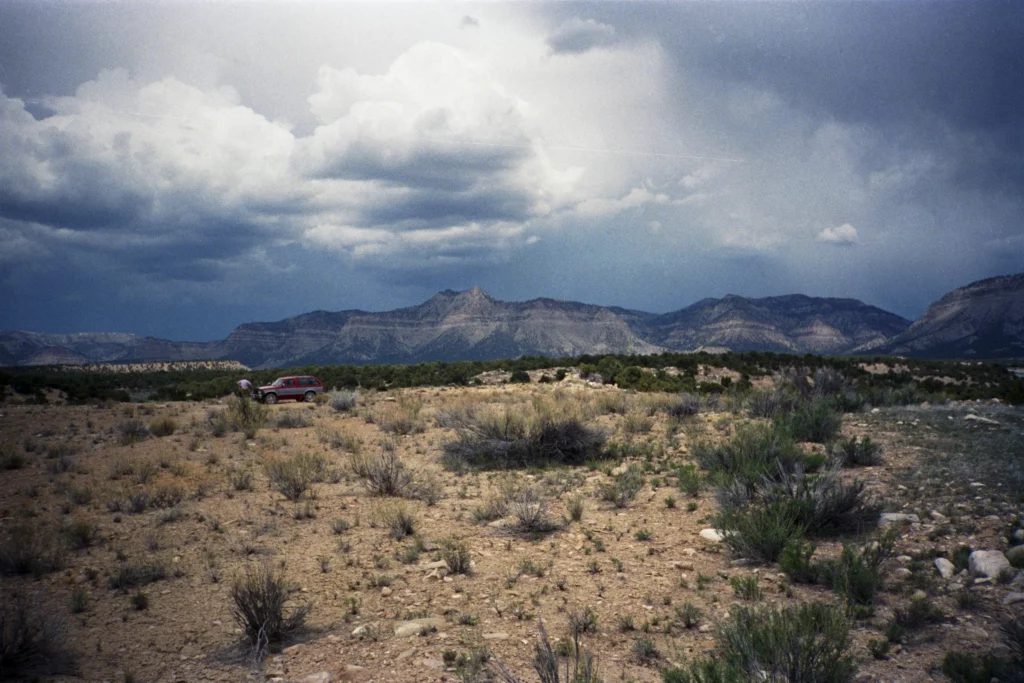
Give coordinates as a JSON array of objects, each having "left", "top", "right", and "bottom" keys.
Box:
[
  {"left": 935, "top": 558, "right": 956, "bottom": 580},
  {"left": 301, "top": 673, "right": 332, "bottom": 683},
  {"left": 879, "top": 513, "right": 920, "bottom": 526},
  {"left": 1002, "top": 592, "right": 1024, "bottom": 606},
  {"left": 699, "top": 529, "right": 724, "bottom": 543},
  {"left": 892, "top": 568, "right": 912, "bottom": 579},
  {"left": 394, "top": 617, "right": 446, "bottom": 638},
  {"left": 969, "top": 550, "right": 1011, "bottom": 578}
]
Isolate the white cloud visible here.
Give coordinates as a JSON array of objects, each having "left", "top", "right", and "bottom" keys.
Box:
[{"left": 817, "top": 223, "right": 859, "bottom": 245}]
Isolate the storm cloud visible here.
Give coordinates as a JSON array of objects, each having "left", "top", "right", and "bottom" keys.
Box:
[{"left": 0, "top": 2, "right": 1020, "bottom": 341}]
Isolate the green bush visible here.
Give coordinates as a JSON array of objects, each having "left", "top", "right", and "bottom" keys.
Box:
[
  {"left": 226, "top": 395, "right": 269, "bottom": 439},
  {"left": 816, "top": 537, "right": 893, "bottom": 606},
  {"left": 600, "top": 464, "right": 645, "bottom": 508},
  {"left": 275, "top": 411, "right": 312, "bottom": 429},
  {"left": 774, "top": 399, "right": 842, "bottom": 443},
  {"left": 693, "top": 424, "right": 804, "bottom": 488},
  {"left": 0, "top": 524, "right": 65, "bottom": 578},
  {"left": 264, "top": 453, "right": 325, "bottom": 501},
  {"left": 715, "top": 498, "right": 805, "bottom": 564},
  {"left": 716, "top": 602, "right": 855, "bottom": 683},
  {"left": 779, "top": 539, "right": 818, "bottom": 583},
  {"left": 829, "top": 436, "right": 882, "bottom": 467}
]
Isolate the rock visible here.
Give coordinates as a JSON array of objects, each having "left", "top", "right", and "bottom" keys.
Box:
[
  {"left": 351, "top": 625, "right": 368, "bottom": 637},
  {"left": 483, "top": 632, "right": 510, "bottom": 640},
  {"left": 421, "top": 560, "right": 448, "bottom": 570},
  {"left": 394, "top": 617, "right": 446, "bottom": 638},
  {"left": 892, "top": 568, "right": 912, "bottom": 580},
  {"left": 1002, "top": 592, "right": 1024, "bottom": 606},
  {"left": 301, "top": 674, "right": 332, "bottom": 683},
  {"left": 879, "top": 513, "right": 920, "bottom": 526},
  {"left": 912, "top": 590, "right": 927, "bottom": 601},
  {"left": 935, "top": 558, "right": 956, "bottom": 580},
  {"left": 381, "top": 587, "right": 393, "bottom": 597},
  {"left": 896, "top": 555, "right": 912, "bottom": 564},
  {"left": 336, "top": 665, "right": 369, "bottom": 681},
  {"left": 929, "top": 510, "right": 947, "bottom": 522},
  {"left": 969, "top": 550, "right": 1012, "bottom": 578},
  {"left": 698, "top": 624, "right": 713, "bottom": 633},
  {"left": 1013, "top": 529, "right": 1024, "bottom": 543},
  {"left": 1005, "top": 545, "right": 1024, "bottom": 568},
  {"left": 964, "top": 414, "right": 1000, "bottom": 425},
  {"left": 611, "top": 465, "right": 628, "bottom": 477},
  {"left": 396, "top": 648, "right": 415, "bottom": 661},
  {"left": 699, "top": 529, "right": 724, "bottom": 543}
]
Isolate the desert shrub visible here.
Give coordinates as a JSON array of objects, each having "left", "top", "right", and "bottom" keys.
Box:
[
  {"left": 0, "top": 524, "right": 65, "bottom": 577},
  {"left": 363, "top": 450, "right": 414, "bottom": 497},
  {"left": 677, "top": 463, "right": 703, "bottom": 497},
  {"left": 667, "top": 394, "right": 700, "bottom": 419},
  {"left": 0, "top": 448, "right": 26, "bottom": 471},
  {"left": 473, "top": 497, "right": 508, "bottom": 524},
  {"left": 328, "top": 390, "right": 358, "bottom": 413},
  {"left": 779, "top": 539, "right": 818, "bottom": 583},
  {"left": 225, "top": 395, "right": 269, "bottom": 439},
  {"left": 131, "top": 592, "right": 149, "bottom": 611},
  {"left": 108, "top": 562, "right": 168, "bottom": 591},
  {"left": 693, "top": 424, "right": 804, "bottom": 488},
  {"left": 149, "top": 484, "right": 185, "bottom": 509},
  {"left": 660, "top": 660, "right": 745, "bottom": 683},
  {"left": 730, "top": 575, "right": 762, "bottom": 601},
  {"left": 566, "top": 494, "right": 585, "bottom": 522},
  {"left": 228, "top": 468, "right": 254, "bottom": 491},
  {"left": 413, "top": 471, "right": 444, "bottom": 506},
  {"left": 676, "top": 602, "right": 703, "bottom": 630},
  {"left": 941, "top": 652, "right": 1009, "bottom": 683},
  {"left": 622, "top": 411, "right": 654, "bottom": 435},
  {"left": 509, "top": 370, "right": 531, "bottom": 384},
  {"left": 829, "top": 436, "right": 882, "bottom": 467},
  {"left": 746, "top": 388, "right": 797, "bottom": 419},
  {"left": 442, "top": 415, "right": 606, "bottom": 470},
  {"left": 600, "top": 463, "right": 645, "bottom": 508},
  {"left": 207, "top": 409, "right": 230, "bottom": 437},
  {"left": 368, "top": 399, "right": 425, "bottom": 435},
  {"left": 715, "top": 498, "right": 805, "bottom": 564},
  {"left": 440, "top": 538, "right": 472, "bottom": 575},
  {"left": 148, "top": 417, "right": 177, "bottom": 437},
  {"left": 891, "top": 597, "right": 945, "bottom": 631},
  {"left": 633, "top": 638, "right": 660, "bottom": 664},
  {"left": 715, "top": 602, "right": 855, "bottom": 683},
  {"left": 774, "top": 398, "right": 842, "bottom": 443},
  {"left": 381, "top": 505, "right": 417, "bottom": 540},
  {"left": 117, "top": 419, "right": 150, "bottom": 446},
  {"left": 275, "top": 411, "right": 312, "bottom": 429},
  {"left": 63, "top": 520, "right": 99, "bottom": 550},
  {"left": 508, "top": 487, "right": 560, "bottom": 534},
  {"left": 264, "top": 453, "right": 325, "bottom": 501},
  {"left": 0, "top": 595, "right": 76, "bottom": 678},
  {"left": 229, "top": 564, "right": 309, "bottom": 657},
  {"left": 812, "top": 367, "right": 847, "bottom": 398},
  {"left": 816, "top": 536, "right": 893, "bottom": 606}
]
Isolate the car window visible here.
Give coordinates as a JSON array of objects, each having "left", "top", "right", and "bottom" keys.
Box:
[{"left": 273, "top": 378, "right": 284, "bottom": 387}]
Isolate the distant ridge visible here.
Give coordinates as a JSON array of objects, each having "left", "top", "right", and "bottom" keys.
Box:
[
  {"left": 3, "top": 274, "right": 1021, "bottom": 368},
  {"left": 874, "top": 273, "right": 1024, "bottom": 359}
]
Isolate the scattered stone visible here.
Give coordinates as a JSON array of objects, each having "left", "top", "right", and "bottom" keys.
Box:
[
  {"left": 964, "top": 414, "right": 1000, "bottom": 425},
  {"left": 699, "top": 529, "right": 724, "bottom": 543},
  {"left": 301, "top": 673, "right": 332, "bottom": 683},
  {"left": 394, "top": 617, "right": 446, "bottom": 638},
  {"left": 892, "top": 568, "right": 912, "bottom": 580},
  {"left": 397, "top": 648, "right": 415, "bottom": 661},
  {"left": 1013, "top": 529, "right": 1024, "bottom": 543},
  {"left": 912, "top": 590, "right": 927, "bottom": 601},
  {"left": 336, "top": 664, "right": 369, "bottom": 681},
  {"left": 969, "top": 550, "right": 1012, "bottom": 578},
  {"left": 935, "top": 558, "right": 956, "bottom": 580},
  {"left": 351, "top": 625, "right": 368, "bottom": 637},
  {"left": 421, "top": 560, "right": 448, "bottom": 570},
  {"left": 879, "top": 513, "right": 920, "bottom": 526},
  {"left": 698, "top": 624, "right": 713, "bottom": 633},
  {"left": 929, "top": 510, "right": 947, "bottom": 522},
  {"left": 381, "top": 587, "right": 392, "bottom": 597},
  {"left": 1002, "top": 592, "right": 1024, "bottom": 606},
  {"left": 896, "top": 555, "right": 912, "bottom": 564},
  {"left": 483, "top": 632, "right": 510, "bottom": 640}
]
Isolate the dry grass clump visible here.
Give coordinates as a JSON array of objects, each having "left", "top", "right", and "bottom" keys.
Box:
[
  {"left": 328, "top": 389, "right": 358, "bottom": 413},
  {"left": 148, "top": 417, "right": 177, "bottom": 437},
  {"left": 263, "top": 453, "right": 327, "bottom": 501},
  {"left": 507, "top": 487, "right": 561, "bottom": 534},
  {"left": 229, "top": 564, "right": 309, "bottom": 658},
  {"left": 0, "top": 524, "right": 65, "bottom": 578},
  {"left": 367, "top": 397, "right": 425, "bottom": 435},
  {"left": 0, "top": 595, "right": 76, "bottom": 678},
  {"left": 274, "top": 411, "right": 312, "bottom": 429},
  {"left": 117, "top": 419, "right": 150, "bottom": 446}
]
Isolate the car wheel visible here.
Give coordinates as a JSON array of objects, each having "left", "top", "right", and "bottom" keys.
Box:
[
  {"left": 264, "top": 393, "right": 278, "bottom": 405},
  {"left": 304, "top": 391, "right": 316, "bottom": 403}
]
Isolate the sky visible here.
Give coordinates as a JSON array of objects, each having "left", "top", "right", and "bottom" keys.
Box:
[{"left": 1, "top": 1, "right": 1021, "bottom": 341}]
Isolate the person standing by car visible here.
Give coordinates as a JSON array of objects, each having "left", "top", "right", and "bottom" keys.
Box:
[{"left": 237, "top": 378, "right": 253, "bottom": 398}]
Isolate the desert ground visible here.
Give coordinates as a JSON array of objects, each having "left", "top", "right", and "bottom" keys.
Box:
[{"left": 0, "top": 370, "right": 1022, "bottom": 683}]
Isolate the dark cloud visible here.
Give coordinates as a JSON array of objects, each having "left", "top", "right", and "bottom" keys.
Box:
[{"left": 547, "top": 18, "right": 618, "bottom": 54}]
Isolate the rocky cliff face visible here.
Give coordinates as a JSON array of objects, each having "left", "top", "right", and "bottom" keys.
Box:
[
  {"left": 875, "top": 274, "right": 1024, "bottom": 359},
  {"left": 6, "top": 276, "right": 1020, "bottom": 368},
  {"left": 638, "top": 294, "right": 910, "bottom": 355}
]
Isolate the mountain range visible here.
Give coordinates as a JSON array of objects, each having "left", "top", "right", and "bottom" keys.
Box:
[{"left": 2, "top": 274, "right": 1022, "bottom": 368}]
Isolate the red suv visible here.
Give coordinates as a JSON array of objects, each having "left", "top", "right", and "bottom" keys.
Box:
[{"left": 256, "top": 376, "right": 325, "bottom": 404}]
